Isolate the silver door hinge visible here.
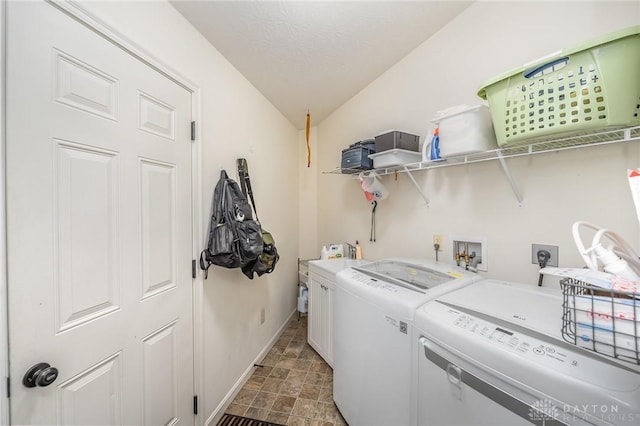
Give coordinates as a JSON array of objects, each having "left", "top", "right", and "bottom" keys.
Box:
[{"left": 191, "top": 121, "right": 196, "bottom": 141}]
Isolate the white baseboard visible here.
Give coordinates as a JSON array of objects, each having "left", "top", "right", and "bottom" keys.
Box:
[{"left": 205, "top": 309, "right": 297, "bottom": 426}]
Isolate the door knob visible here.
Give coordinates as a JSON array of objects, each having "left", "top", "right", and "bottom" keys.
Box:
[{"left": 22, "top": 363, "right": 59, "bottom": 388}]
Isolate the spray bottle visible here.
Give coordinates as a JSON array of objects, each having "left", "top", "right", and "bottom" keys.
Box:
[
  {"left": 429, "top": 127, "right": 441, "bottom": 161},
  {"left": 321, "top": 246, "right": 328, "bottom": 260}
]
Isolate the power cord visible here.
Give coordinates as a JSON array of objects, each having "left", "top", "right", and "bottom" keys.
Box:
[
  {"left": 572, "top": 221, "right": 640, "bottom": 279},
  {"left": 537, "top": 250, "right": 551, "bottom": 286},
  {"left": 434, "top": 243, "right": 440, "bottom": 262}
]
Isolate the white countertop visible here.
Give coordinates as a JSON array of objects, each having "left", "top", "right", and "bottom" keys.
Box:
[{"left": 309, "top": 258, "right": 370, "bottom": 275}]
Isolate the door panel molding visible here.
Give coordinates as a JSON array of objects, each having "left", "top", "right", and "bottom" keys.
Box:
[
  {"left": 139, "top": 158, "right": 177, "bottom": 300},
  {"left": 54, "top": 48, "right": 119, "bottom": 121},
  {"left": 54, "top": 139, "right": 121, "bottom": 333},
  {"left": 56, "top": 352, "right": 123, "bottom": 425},
  {"left": 142, "top": 321, "right": 180, "bottom": 426}
]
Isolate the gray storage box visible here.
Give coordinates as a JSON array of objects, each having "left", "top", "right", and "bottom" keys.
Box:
[
  {"left": 341, "top": 145, "right": 374, "bottom": 173},
  {"left": 374, "top": 131, "right": 420, "bottom": 153},
  {"left": 341, "top": 139, "right": 375, "bottom": 173}
]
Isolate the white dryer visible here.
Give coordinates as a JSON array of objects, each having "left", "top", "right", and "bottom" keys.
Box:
[
  {"left": 333, "top": 258, "right": 481, "bottom": 426},
  {"left": 414, "top": 280, "right": 640, "bottom": 426}
]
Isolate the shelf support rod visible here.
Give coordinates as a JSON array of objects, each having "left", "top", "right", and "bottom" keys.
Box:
[
  {"left": 496, "top": 152, "right": 523, "bottom": 205},
  {"left": 403, "top": 166, "right": 429, "bottom": 206}
]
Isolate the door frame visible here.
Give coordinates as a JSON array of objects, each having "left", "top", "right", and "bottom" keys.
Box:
[
  {"left": 0, "top": 0, "right": 8, "bottom": 423},
  {"left": 0, "top": 1, "right": 205, "bottom": 424}
]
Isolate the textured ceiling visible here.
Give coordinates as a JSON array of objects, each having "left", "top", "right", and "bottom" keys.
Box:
[{"left": 170, "top": 1, "right": 473, "bottom": 129}]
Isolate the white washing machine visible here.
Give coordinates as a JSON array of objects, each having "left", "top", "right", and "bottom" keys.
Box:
[
  {"left": 413, "top": 280, "right": 640, "bottom": 426},
  {"left": 333, "top": 258, "right": 482, "bottom": 426}
]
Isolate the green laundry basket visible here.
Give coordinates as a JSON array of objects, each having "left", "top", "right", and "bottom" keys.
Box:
[{"left": 478, "top": 26, "right": 640, "bottom": 147}]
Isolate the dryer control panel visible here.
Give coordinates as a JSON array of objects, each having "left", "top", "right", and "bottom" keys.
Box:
[
  {"left": 347, "top": 270, "right": 400, "bottom": 293},
  {"left": 424, "top": 303, "right": 640, "bottom": 391},
  {"left": 453, "top": 312, "right": 572, "bottom": 366}
]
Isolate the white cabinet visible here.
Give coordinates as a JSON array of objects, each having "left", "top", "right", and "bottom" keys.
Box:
[
  {"left": 307, "top": 259, "right": 369, "bottom": 367},
  {"left": 308, "top": 268, "right": 334, "bottom": 366}
]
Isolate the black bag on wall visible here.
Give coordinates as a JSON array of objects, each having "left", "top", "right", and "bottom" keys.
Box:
[{"left": 199, "top": 170, "right": 263, "bottom": 278}]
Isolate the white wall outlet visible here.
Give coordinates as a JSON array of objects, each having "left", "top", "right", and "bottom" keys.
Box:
[
  {"left": 260, "top": 308, "right": 265, "bottom": 325},
  {"left": 450, "top": 236, "right": 487, "bottom": 272},
  {"left": 532, "top": 244, "right": 559, "bottom": 267}
]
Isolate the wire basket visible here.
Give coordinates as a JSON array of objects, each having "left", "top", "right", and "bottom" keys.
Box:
[
  {"left": 561, "top": 277, "right": 640, "bottom": 364},
  {"left": 478, "top": 26, "right": 640, "bottom": 147}
]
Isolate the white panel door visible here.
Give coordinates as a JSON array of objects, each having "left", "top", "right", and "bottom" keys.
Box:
[{"left": 6, "top": 2, "right": 194, "bottom": 424}]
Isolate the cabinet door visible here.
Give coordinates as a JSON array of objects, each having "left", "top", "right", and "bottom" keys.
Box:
[
  {"left": 325, "top": 286, "right": 335, "bottom": 368},
  {"left": 307, "top": 273, "right": 323, "bottom": 354}
]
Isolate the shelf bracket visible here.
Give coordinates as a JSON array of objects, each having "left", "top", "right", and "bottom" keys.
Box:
[
  {"left": 403, "top": 166, "right": 429, "bottom": 206},
  {"left": 496, "top": 152, "right": 523, "bottom": 205}
]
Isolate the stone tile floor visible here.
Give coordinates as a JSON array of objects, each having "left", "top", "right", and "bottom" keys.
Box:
[{"left": 225, "top": 316, "right": 347, "bottom": 426}]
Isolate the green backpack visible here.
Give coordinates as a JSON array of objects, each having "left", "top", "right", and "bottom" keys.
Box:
[{"left": 237, "top": 158, "right": 280, "bottom": 279}]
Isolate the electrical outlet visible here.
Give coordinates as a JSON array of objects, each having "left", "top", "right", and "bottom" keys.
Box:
[
  {"left": 433, "top": 234, "right": 443, "bottom": 250},
  {"left": 451, "top": 236, "right": 487, "bottom": 272},
  {"left": 260, "top": 308, "right": 265, "bottom": 325},
  {"left": 532, "top": 244, "right": 559, "bottom": 267}
]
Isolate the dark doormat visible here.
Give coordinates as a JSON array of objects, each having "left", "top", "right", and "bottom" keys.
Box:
[{"left": 217, "top": 413, "right": 285, "bottom": 426}]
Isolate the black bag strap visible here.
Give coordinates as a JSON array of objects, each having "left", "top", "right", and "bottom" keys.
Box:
[
  {"left": 216, "top": 170, "right": 229, "bottom": 223},
  {"left": 199, "top": 251, "right": 211, "bottom": 279},
  {"left": 237, "top": 158, "right": 259, "bottom": 221}
]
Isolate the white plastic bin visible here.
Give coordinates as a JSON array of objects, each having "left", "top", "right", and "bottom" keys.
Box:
[
  {"left": 432, "top": 104, "right": 497, "bottom": 158},
  {"left": 368, "top": 149, "right": 421, "bottom": 168}
]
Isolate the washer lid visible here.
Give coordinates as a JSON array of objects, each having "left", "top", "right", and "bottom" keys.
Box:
[
  {"left": 336, "top": 259, "right": 481, "bottom": 319},
  {"left": 354, "top": 259, "right": 460, "bottom": 293}
]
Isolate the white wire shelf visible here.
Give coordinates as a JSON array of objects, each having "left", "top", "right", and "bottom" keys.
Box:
[
  {"left": 325, "top": 125, "right": 640, "bottom": 206},
  {"left": 327, "top": 126, "right": 640, "bottom": 176}
]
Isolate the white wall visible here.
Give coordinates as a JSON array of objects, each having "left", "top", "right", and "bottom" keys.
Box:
[
  {"left": 76, "top": 1, "right": 300, "bottom": 423},
  {"left": 299, "top": 126, "right": 319, "bottom": 260},
  {"left": 309, "top": 1, "right": 640, "bottom": 285}
]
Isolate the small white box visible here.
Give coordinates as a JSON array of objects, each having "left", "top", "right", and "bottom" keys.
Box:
[
  {"left": 368, "top": 149, "right": 422, "bottom": 168},
  {"left": 432, "top": 104, "right": 498, "bottom": 158}
]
